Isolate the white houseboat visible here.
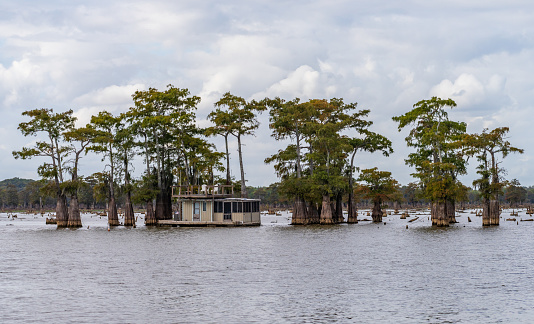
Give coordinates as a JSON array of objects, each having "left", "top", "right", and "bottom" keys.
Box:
[{"left": 158, "top": 185, "right": 261, "bottom": 227}]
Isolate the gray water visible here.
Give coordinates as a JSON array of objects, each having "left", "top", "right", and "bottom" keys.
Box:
[{"left": 1, "top": 210, "right": 534, "bottom": 323}]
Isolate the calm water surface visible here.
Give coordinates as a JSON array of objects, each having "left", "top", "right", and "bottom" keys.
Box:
[{"left": 1, "top": 210, "right": 534, "bottom": 323}]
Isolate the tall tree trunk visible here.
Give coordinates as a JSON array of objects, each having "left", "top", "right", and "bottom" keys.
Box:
[
  {"left": 164, "top": 187, "right": 172, "bottom": 220},
  {"left": 237, "top": 134, "right": 247, "bottom": 198},
  {"left": 447, "top": 199, "right": 456, "bottom": 223},
  {"left": 145, "top": 200, "right": 157, "bottom": 225},
  {"left": 484, "top": 199, "right": 500, "bottom": 226},
  {"left": 225, "top": 133, "right": 231, "bottom": 185},
  {"left": 124, "top": 193, "right": 135, "bottom": 226},
  {"left": 335, "top": 193, "right": 344, "bottom": 223},
  {"left": 372, "top": 200, "right": 382, "bottom": 223},
  {"left": 123, "top": 157, "right": 135, "bottom": 226},
  {"left": 347, "top": 150, "right": 358, "bottom": 223},
  {"left": 347, "top": 192, "right": 358, "bottom": 223},
  {"left": 155, "top": 190, "right": 166, "bottom": 220},
  {"left": 108, "top": 196, "right": 119, "bottom": 226},
  {"left": 431, "top": 202, "right": 449, "bottom": 227},
  {"left": 320, "top": 195, "right": 334, "bottom": 224},
  {"left": 308, "top": 202, "right": 320, "bottom": 224},
  {"left": 482, "top": 198, "right": 490, "bottom": 226},
  {"left": 67, "top": 195, "right": 82, "bottom": 227},
  {"left": 56, "top": 193, "right": 69, "bottom": 228},
  {"left": 291, "top": 196, "right": 307, "bottom": 225},
  {"left": 490, "top": 200, "right": 500, "bottom": 225}
]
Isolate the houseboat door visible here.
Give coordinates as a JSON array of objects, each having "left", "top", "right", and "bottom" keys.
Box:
[
  {"left": 223, "top": 201, "right": 232, "bottom": 220},
  {"left": 193, "top": 202, "right": 200, "bottom": 221}
]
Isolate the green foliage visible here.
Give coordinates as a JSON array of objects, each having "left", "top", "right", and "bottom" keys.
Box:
[
  {"left": 392, "top": 97, "right": 467, "bottom": 203},
  {"left": 265, "top": 96, "right": 392, "bottom": 210},
  {"left": 465, "top": 127, "right": 524, "bottom": 201},
  {"left": 356, "top": 168, "right": 400, "bottom": 205},
  {"left": 13, "top": 109, "right": 76, "bottom": 193},
  {"left": 0, "top": 178, "right": 35, "bottom": 191},
  {"left": 505, "top": 179, "right": 527, "bottom": 206}
]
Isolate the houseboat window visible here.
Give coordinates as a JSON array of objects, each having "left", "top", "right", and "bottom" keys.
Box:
[
  {"left": 214, "top": 201, "right": 223, "bottom": 213},
  {"left": 194, "top": 202, "right": 200, "bottom": 215},
  {"left": 237, "top": 202, "right": 242, "bottom": 213},
  {"left": 202, "top": 202, "right": 207, "bottom": 211},
  {"left": 252, "top": 201, "right": 258, "bottom": 212},
  {"left": 244, "top": 201, "right": 251, "bottom": 213},
  {"left": 232, "top": 202, "right": 238, "bottom": 213}
]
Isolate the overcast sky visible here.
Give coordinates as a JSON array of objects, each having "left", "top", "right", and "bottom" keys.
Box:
[{"left": 1, "top": 0, "right": 533, "bottom": 187}]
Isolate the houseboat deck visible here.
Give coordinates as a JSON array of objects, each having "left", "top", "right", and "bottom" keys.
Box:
[
  {"left": 158, "top": 220, "right": 261, "bottom": 227},
  {"left": 172, "top": 185, "right": 234, "bottom": 199}
]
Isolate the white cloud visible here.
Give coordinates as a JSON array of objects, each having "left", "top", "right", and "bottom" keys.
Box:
[
  {"left": 430, "top": 74, "right": 485, "bottom": 106},
  {"left": 2, "top": 0, "right": 534, "bottom": 186},
  {"left": 73, "top": 84, "right": 146, "bottom": 106},
  {"left": 264, "top": 65, "right": 320, "bottom": 99}
]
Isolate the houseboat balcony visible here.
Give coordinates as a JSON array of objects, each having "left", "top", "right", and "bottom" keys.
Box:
[{"left": 172, "top": 184, "right": 234, "bottom": 198}]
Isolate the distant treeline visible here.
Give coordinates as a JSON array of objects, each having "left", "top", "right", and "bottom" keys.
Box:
[{"left": 2, "top": 177, "right": 532, "bottom": 211}]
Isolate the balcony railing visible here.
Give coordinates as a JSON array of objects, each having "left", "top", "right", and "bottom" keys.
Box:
[{"left": 172, "top": 185, "right": 234, "bottom": 198}]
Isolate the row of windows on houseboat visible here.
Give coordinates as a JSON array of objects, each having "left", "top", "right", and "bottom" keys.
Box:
[{"left": 213, "top": 201, "right": 260, "bottom": 214}]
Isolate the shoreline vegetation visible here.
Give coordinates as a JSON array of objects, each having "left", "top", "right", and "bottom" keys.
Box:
[{"left": 9, "top": 87, "right": 525, "bottom": 228}]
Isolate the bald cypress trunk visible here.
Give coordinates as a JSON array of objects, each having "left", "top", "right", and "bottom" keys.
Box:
[
  {"left": 484, "top": 199, "right": 500, "bottom": 226},
  {"left": 155, "top": 190, "right": 166, "bottom": 220},
  {"left": 490, "top": 200, "right": 500, "bottom": 225},
  {"left": 56, "top": 193, "right": 69, "bottom": 228},
  {"left": 237, "top": 134, "right": 247, "bottom": 198},
  {"left": 431, "top": 202, "right": 449, "bottom": 227},
  {"left": 108, "top": 196, "right": 119, "bottom": 226},
  {"left": 334, "top": 193, "right": 344, "bottom": 223},
  {"left": 124, "top": 194, "right": 135, "bottom": 226},
  {"left": 372, "top": 200, "right": 382, "bottom": 223},
  {"left": 307, "top": 203, "right": 320, "bottom": 224},
  {"left": 447, "top": 199, "right": 456, "bottom": 223},
  {"left": 145, "top": 201, "right": 157, "bottom": 226},
  {"left": 67, "top": 195, "right": 82, "bottom": 227},
  {"left": 291, "top": 196, "right": 307, "bottom": 225},
  {"left": 347, "top": 191, "right": 358, "bottom": 223},
  {"left": 482, "top": 198, "right": 490, "bottom": 226},
  {"left": 320, "top": 195, "right": 334, "bottom": 224}
]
